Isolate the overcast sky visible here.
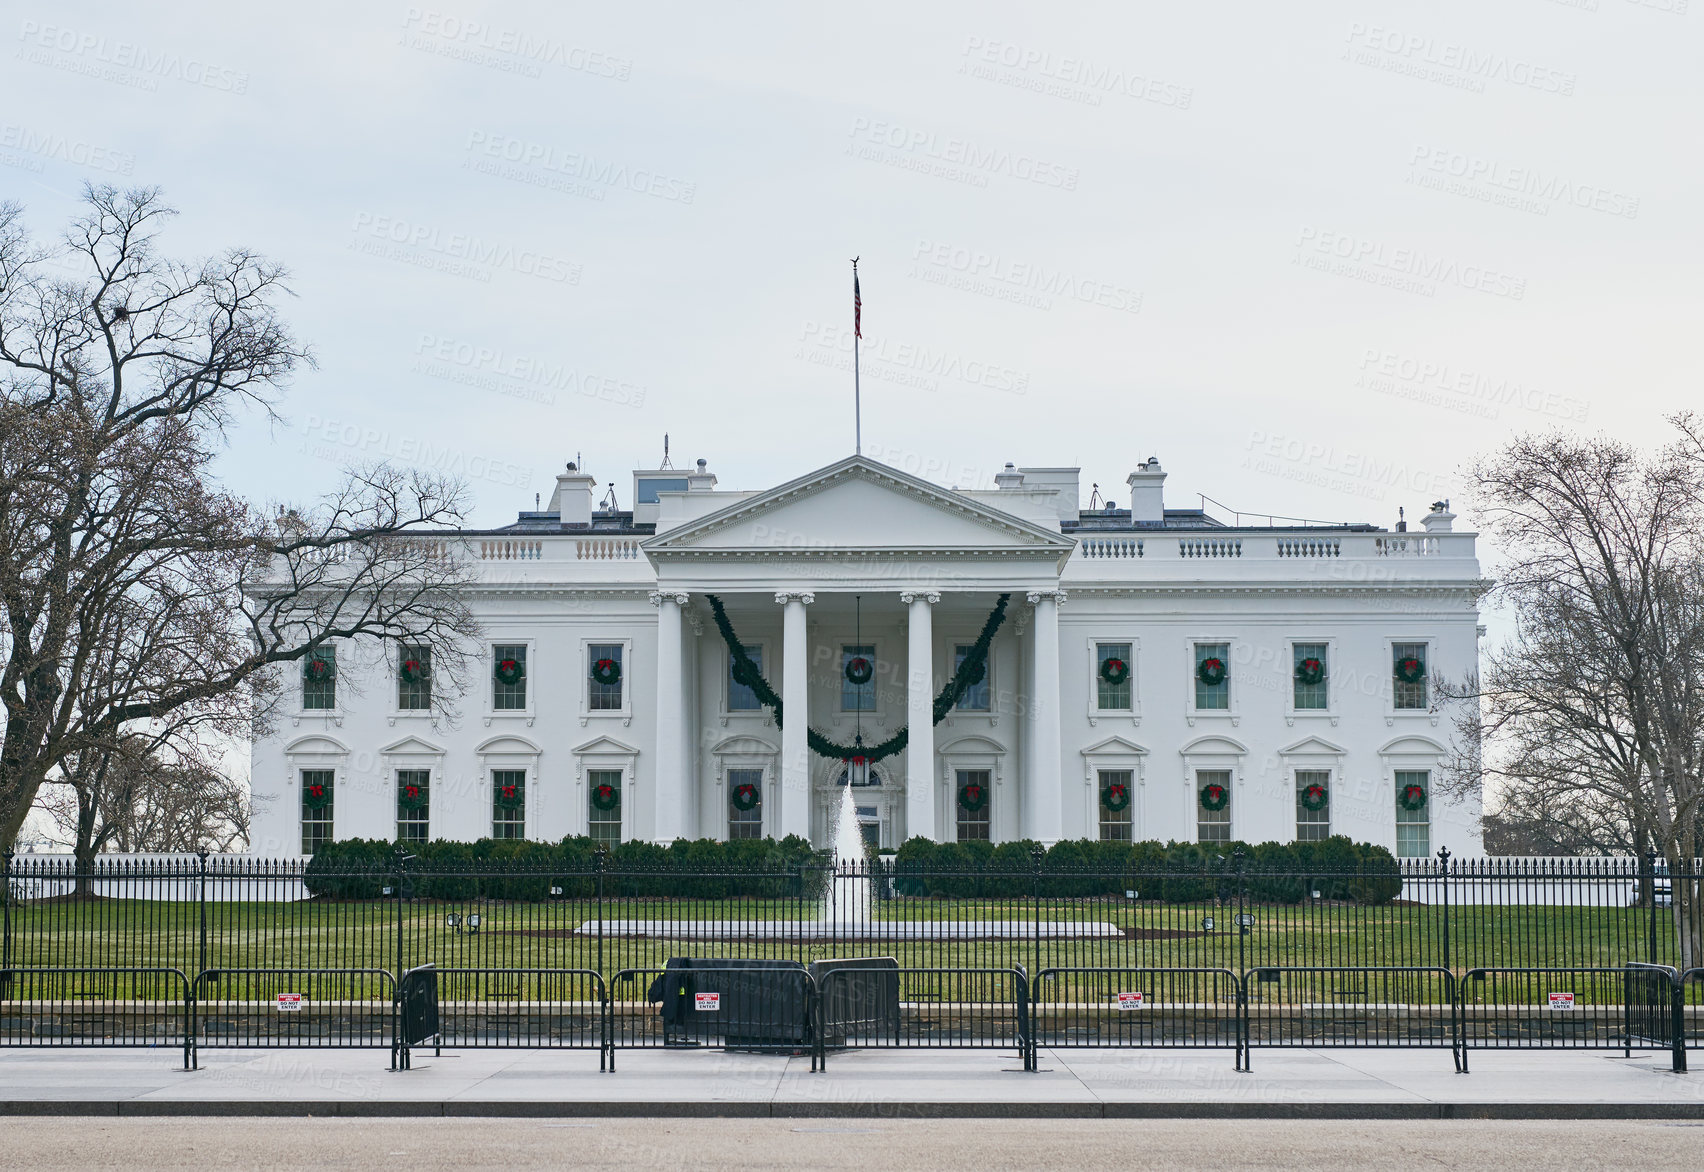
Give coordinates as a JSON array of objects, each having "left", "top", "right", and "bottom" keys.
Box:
[{"left": 4, "top": 0, "right": 1699, "bottom": 535}]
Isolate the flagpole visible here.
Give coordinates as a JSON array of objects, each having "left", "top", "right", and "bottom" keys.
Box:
[{"left": 852, "top": 256, "right": 862, "bottom": 456}]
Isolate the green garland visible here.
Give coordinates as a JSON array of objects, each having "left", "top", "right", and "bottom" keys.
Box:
[{"left": 706, "top": 592, "right": 1011, "bottom": 763}]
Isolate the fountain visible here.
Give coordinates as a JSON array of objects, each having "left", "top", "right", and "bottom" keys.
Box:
[{"left": 585, "top": 781, "right": 1121, "bottom": 941}]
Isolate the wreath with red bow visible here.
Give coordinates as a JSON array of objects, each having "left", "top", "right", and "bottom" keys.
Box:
[
  {"left": 398, "top": 781, "right": 429, "bottom": 810},
  {"left": 494, "top": 780, "right": 524, "bottom": 810},
  {"left": 1399, "top": 782, "right": 1427, "bottom": 812},
  {"left": 957, "top": 780, "right": 989, "bottom": 812},
  {"left": 844, "top": 656, "right": 873, "bottom": 686},
  {"left": 1199, "top": 782, "right": 1229, "bottom": 812},
  {"left": 731, "top": 782, "right": 760, "bottom": 811},
  {"left": 1099, "top": 657, "right": 1130, "bottom": 686},
  {"left": 1300, "top": 782, "right": 1328, "bottom": 812},
  {"left": 1295, "top": 657, "right": 1325, "bottom": 686},
  {"left": 302, "top": 779, "right": 332, "bottom": 810},
  {"left": 1196, "top": 657, "right": 1227, "bottom": 687},
  {"left": 1101, "top": 781, "right": 1131, "bottom": 812},
  {"left": 399, "top": 658, "right": 428, "bottom": 684},
  {"left": 303, "top": 655, "right": 334, "bottom": 683},
  {"left": 494, "top": 658, "right": 525, "bottom": 686},
  {"left": 591, "top": 781, "right": 621, "bottom": 811},
  {"left": 591, "top": 657, "right": 622, "bottom": 687},
  {"left": 1395, "top": 656, "right": 1426, "bottom": 684}
]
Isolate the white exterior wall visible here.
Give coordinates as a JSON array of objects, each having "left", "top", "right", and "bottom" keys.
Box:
[{"left": 249, "top": 457, "right": 1482, "bottom": 857}]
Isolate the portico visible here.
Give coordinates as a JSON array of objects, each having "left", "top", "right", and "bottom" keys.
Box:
[{"left": 641, "top": 456, "right": 1075, "bottom": 847}]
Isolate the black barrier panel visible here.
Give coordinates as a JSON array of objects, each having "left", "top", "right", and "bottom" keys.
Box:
[
  {"left": 1031, "top": 967, "right": 1244, "bottom": 1070},
  {"left": 1244, "top": 966, "right": 1459, "bottom": 1071},
  {"left": 429, "top": 968, "right": 607, "bottom": 1057},
  {"left": 0, "top": 967, "right": 193, "bottom": 1069},
  {"left": 814, "top": 967, "right": 1029, "bottom": 1072},
  {"left": 608, "top": 961, "right": 816, "bottom": 1068},
  {"left": 192, "top": 968, "right": 396, "bottom": 1056},
  {"left": 1459, "top": 966, "right": 1672, "bottom": 1072},
  {"left": 810, "top": 957, "right": 900, "bottom": 1047}
]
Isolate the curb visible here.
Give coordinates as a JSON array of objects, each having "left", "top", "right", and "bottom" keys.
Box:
[{"left": 2, "top": 1101, "right": 1703, "bottom": 1120}]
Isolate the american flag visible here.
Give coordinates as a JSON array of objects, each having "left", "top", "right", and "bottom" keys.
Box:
[{"left": 853, "top": 261, "right": 862, "bottom": 339}]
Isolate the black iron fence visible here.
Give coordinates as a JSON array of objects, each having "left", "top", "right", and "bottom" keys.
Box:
[{"left": 0, "top": 849, "right": 1699, "bottom": 1073}]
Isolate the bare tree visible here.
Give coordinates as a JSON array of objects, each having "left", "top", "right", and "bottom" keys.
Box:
[
  {"left": 1449, "top": 420, "right": 1704, "bottom": 963},
  {"left": 0, "top": 185, "right": 480, "bottom": 850}
]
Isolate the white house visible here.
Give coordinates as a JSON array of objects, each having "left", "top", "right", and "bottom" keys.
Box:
[{"left": 249, "top": 453, "right": 1483, "bottom": 858}]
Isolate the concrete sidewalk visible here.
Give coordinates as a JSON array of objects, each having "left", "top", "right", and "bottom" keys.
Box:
[{"left": 1, "top": 1045, "right": 1703, "bottom": 1118}]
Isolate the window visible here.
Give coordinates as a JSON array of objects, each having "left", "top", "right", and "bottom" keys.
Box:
[
  {"left": 588, "top": 769, "right": 622, "bottom": 844},
  {"left": 1393, "top": 642, "right": 1428, "bottom": 710},
  {"left": 492, "top": 769, "right": 526, "bottom": 840},
  {"left": 1292, "top": 643, "right": 1328, "bottom": 711},
  {"left": 1197, "top": 769, "right": 1231, "bottom": 844},
  {"left": 300, "top": 769, "right": 334, "bottom": 855},
  {"left": 1295, "top": 769, "right": 1331, "bottom": 842},
  {"left": 493, "top": 644, "right": 528, "bottom": 711},
  {"left": 1098, "top": 769, "right": 1133, "bottom": 842},
  {"left": 728, "top": 645, "right": 763, "bottom": 711},
  {"left": 955, "top": 769, "right": 991, "bottom": 842},
  {"left": 842, "top": 644, "right": 876, "bottom": 711},
  {"left": 1095, "top": 642, "right": 1133, "bottom": 711},
  {"left": 397, "top": 646, "right": 432, "bottom": 711},
  {"left": 636, "top": 476, "right": 688, "bottom": 503},
  {"left": 727, "top": 768, "right": 763, "bottom": 840},
  {"left": 302, "top": 646, "right": 336, "bottom": 711},
  {"left": 1194, "top": 642, "right": 1229, "bottom": 711},
  {"left": 396, "top": 769, "right": 430, "bottom": 842},
  {"left": 1396, "top": 769, "right": 1430, "bottom": 857},
  {"left": 955, "top": 644, "right": 990, "bottom": 711},
  {"left": 588, "top": 643, "right": 624, "bottom": 711}
]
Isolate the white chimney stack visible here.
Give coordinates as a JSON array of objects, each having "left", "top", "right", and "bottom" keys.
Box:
[
  {"left": 1126, "top": 457, "right": 1166, "bottom": 524},
  {"left": 548, "top": 462, "right": 598, "bottom": 526}
]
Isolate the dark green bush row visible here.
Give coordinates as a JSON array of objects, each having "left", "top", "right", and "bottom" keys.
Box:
[
  {"left": 301, "top": 836, "right": 822, "bottom": 900},
  {"left": 886, "top": 836, "right": 1405, "bottom": 904}
]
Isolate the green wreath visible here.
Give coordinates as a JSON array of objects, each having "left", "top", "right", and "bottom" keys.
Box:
[
  {"left": 844, "top": 656, "right": 874, "bottom": 686},
  {"left": 302, "top": 779, "right": 332, "bottom": 810},
  {"left": 1299, "top": 783, "right": 1328, "bottom": 812},
  {"left": 1294, "top": 657, "right": 1325, "bottom": 687},
  {"left": 399, "top": 657, "right": 428, "bottom": 685},
  {"left": 494, "top": 657, "right": 525, "bottom": 686},
  {"left": 1199, "top": 782, "right": 1229, "bottom": 812},
  {"left": 1099, "top": 656, "right": 1130, "bottom": 686},
  {"left": 398, "top": 781, "right": 429, "bottom": 810},
  {"left": 1196, "top": 657, "right": 1227, "bottom": 687},
  {"left": 591, "top": 781, "right": 621, "bottom": 811},
  {"left": 303, "top": 655, "right": 334, "bottom": 683},
  {"left": 494, "top": 780, "right": 524, "bottom": 810},
  {"left": 590, "top": 657, "right": 622, "bottom": 687},
  {"left": 1101, "top": 782, "right": 1131, "bottom": 812},
  {"left": 730, "top": 782, "right": 760, "bottom": 811},
  {"left": 1398, "top": 782, "right": 1427, "bottom": 812},
  {"left": 1394, "top": 655, "right": 1426, "bottom": 684},
  {"left": 957, "top": 780, "right": 989, "bottom": 812}
]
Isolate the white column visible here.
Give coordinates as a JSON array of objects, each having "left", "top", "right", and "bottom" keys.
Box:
[
  {"left": 902, "top": 591, "right": 940, "bottom": 842},
  {"left": 777, "top": 591, "right": 814, "bottom": 839},
  {"left": 649, "top": 590, "right": 688, "bottom": 842},
  {"left": 1025, "top": 589, "right": 1065, "bottom": 845}
]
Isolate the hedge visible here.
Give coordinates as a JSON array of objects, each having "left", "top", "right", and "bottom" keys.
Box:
[
  {"left": 300, "top": 833, "right": 1404, "bottom": 905},
  {"left": 885, "top": 835, "right": 1405, "bottom": 904}
]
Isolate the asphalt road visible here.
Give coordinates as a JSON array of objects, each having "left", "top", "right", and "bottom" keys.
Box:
[{"left": 2, "top": 1118, "right": 1702, "bottom": 1170}]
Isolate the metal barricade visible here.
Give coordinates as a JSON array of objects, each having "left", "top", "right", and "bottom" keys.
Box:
[
  {"left": 608, "top": 961, "right": 817, "bottom": 1070},
  {"left": 1244, "top": 966, "right": 1460, "bottom": 1071},
  {"left": 427, "top": 967, "right": 608, "bottom": 1070},
  {"left": 191, "top": 968, "right": 397, "bottom": 1064},
  {"left": 1459, "top": 966, "right": 1673, "bottom": 1072},
  {"left": 0, "top": 966, "right": 193, "bottom": 1070},
  {"left": 1030, "top": 967, "right": 1244, "bottom": 1071},
  {"left": 814, "top": 966, "right": 1030, "bottom": 1072}
]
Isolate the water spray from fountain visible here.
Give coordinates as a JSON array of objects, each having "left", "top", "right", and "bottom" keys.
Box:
[{"left": 825, "top": 596, "right": 875, "bottom": 927}]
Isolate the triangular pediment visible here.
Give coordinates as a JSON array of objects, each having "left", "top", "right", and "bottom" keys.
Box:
[
  {"left": 380, "top": 735, "right": 444, "bottom": 756},
  {"left": 1279, "top": 736, "right": 1346, "bottom": 757},
  {"left": 1081, "top": 736, "right": 1149, "bottom": 757},
  {"left": 644, "top": 457, "right": 1074, "bottom": 558}
]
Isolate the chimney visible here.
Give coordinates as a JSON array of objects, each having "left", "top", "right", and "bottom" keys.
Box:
[
  {"left": 1420, "top": 499, "right": 1456, "bottom": 533},
  {"left": 994, "top": 462, "right": 1025, "bottom": 490},
  {"left": 547, "top": 462, "right": 598, "bottom": 526},
  {"left": 687, "top": 457, "right": 718, "bottom": 491},
  {"left": 1126, "top": 457, "right": 1166, "bottom": 524}
]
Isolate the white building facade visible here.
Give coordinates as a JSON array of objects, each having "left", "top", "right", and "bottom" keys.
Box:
[{"left": 250, "top": 454, "right": 1483, "bottom": 857}]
